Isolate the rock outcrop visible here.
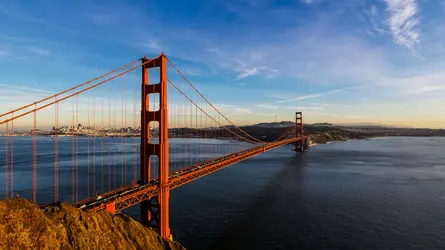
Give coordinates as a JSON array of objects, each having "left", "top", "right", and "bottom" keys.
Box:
[
  {"left": 309, "top": 130, "right": 368, "bottom": 145},
  {"left": 0, "top": 198, "right": 185, "bottom": 250}
]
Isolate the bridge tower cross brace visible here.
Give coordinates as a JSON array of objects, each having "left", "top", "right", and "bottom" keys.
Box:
[{"left": 140, "top": 53, "right": 171, "bottom": 239}]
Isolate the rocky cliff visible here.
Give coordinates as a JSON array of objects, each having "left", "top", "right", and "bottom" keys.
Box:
[{"left": 0, "top": 198, "right": 185, "bottom": 250}]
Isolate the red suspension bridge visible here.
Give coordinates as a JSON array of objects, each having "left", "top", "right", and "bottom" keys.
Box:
[{"left": 0, "top": 53, "right": 308, "bottom": 239}]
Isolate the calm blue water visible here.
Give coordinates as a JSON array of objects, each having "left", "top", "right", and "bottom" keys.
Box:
[{"left": 2, "top": 137, "right": 445, "bottom": 249}]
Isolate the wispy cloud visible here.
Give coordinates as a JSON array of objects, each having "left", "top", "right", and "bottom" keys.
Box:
[
  {"left": 147, "top": 41, "right": 159, "bottom": 50},
  {"left": 237, "top": 68, "right": 257, "bottom": 79},
  {"left": 255, "top": 104, "right": 280, "bottom": 109},
  {"left": 285, "top": 106, "right": 324, "bottom": 111},
  {"left": 414, "top": 85, "right": 445, "bottom": 94},
  {"left": 384, "top": 0, "right": 419, "bottom": 49},
  {"left": 215, "top": 104, "right": 253, "bottom": 115},
  {"left": 268, "top": 94, "right": 291, "bottom": 100},
  {"left": 236, "top": 66, "right": 279, "bottom": 79},
  {"left": 207, "top": 47, "right": 222, "bottom": 55},
  {"left": 368, "top": 5, "right": 386, "bottom": 35},
  {"left": 0, "top": 84, "right": 54, "bottom": 93},
  {"left": 0, "top": 2, "right": 79, "bottom": 35},
  {"left": 90, "top": 13, "right": 114, "bottom": 26},
  {"left": 232, "top": 107, "right": 252, "bottom": 115},
  {"left": 272, "top": 86, "right": 355, "bottom": 104},
  {"left": 302, "top": 0, "right": 314, "bottom": 4},
  {"left": 187, "top": 68, "right": 200, "bottom": 76},
  {"left": 27, "top": 47, "right": 50, "bottom": 55},
  {"left": 382, "top": 72, "right": 445, "bottom": 95}
]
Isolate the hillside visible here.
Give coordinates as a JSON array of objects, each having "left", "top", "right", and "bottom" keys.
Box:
[
  {"left": 308, "top": 129, "right": 368, "bottom": 145},
  {"left": 0, "top": 198, "right": 185, "bottom": 250}
]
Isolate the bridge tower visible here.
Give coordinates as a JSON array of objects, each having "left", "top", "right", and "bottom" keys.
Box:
[
  {"left": 140, "top": 53, "right": 171, "bottom": 239},
  {"left": 294, "top": 111, "right": 305, "bottom": 152}
]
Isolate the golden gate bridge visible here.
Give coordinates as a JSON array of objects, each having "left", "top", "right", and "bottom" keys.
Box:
[{"left": 0, "top": 53, "right": 308, "bottom": 239}]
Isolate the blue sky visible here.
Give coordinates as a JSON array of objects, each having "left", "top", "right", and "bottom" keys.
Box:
[{"left": 1, "top": 0, "right": 445, "bottom": 128}]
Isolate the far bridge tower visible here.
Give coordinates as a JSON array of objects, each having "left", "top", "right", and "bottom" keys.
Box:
[{"left": 294, "top": 111, "right": 309, "bottom": 152}]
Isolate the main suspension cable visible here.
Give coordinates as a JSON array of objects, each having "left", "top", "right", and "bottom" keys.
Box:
[
  {"left": 0, "top": 58, "right": 155, "bottom": 125},
  {"left": 0, "top": 59, "right": 140, "bottom": 119},
  {"left": 164, "top": 75, "right": 263, "bottom": 144}
]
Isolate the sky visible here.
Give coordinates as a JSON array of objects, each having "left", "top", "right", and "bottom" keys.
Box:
[{"left": 0, "top": 0, "right": 445, "bottom": 128}]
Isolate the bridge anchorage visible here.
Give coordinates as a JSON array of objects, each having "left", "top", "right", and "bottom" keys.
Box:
[{"left": 0, "top": 52, "right": 309, "bottom": 240}]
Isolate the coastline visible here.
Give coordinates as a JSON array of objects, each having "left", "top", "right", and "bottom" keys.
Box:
[{"left": 307, "top": 130, "right": 369, "bottom": 147}]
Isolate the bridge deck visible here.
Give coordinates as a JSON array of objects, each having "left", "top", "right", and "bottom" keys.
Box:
[{"left": 76, "top": 136, "right": 307, "bottom": 213}]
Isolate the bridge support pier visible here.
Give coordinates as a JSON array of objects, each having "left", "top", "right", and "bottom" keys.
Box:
[{"left": 140, "top": 53, "right": 171, "bottom": 239}]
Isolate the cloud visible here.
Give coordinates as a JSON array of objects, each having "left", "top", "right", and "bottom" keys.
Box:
[
  {"left": 302, "top": 0, "right": 314, "bottom": 4},
  {"left": 207, "top": 47, "right": 222, "bottom": 55},
  {"left": 305, "top": 102, "right": 349, "bottom": 107},
  {"left": 255, "top": 104, "right": 280, "bottom": 109},
  {"left": 414, "top": 85, "right": 445, "bottom": 94},
  {"left": 147, "top": 41, "right": 159, "bottom": 49},
  {"left": 237, "top": 68, "right": 258, "bottom": 79},
  {"left": 371, "top": 4, "right": 378, "bottom": 16},
  {"left": 268, "top": 94, "right": 291, "bottom": 99},
  {"left": 236, "top": 66, "right": 279, "bottom": 79},
  {"left": 135, "top": 39, "right": 159, "bottom": 52},
  {"left": 90, "top": 13, "right": 114, "bottom": 26},
  {"left": 187, "top": 68, "right": 200, "bottom": 76},
  {"left": 342, "top": 115, "right": 369, "bottom": 119},
  {"left": 285, "top": 106, "right": 324, "bottom": 111},
  {"left": 369, "top": 5, "right": 386, "bottom": 34},
  {"left": 272, "top": 85, "right": 356, "bottom": 104},
  {"left": 200, "top": 25, "right": 390, "bottom": 84},
  {"left": 232, "top": 107, "right": 252, "bottom": 115},
  {"left": 27, "top": 47, "right": 50, "bottom": 55},
  {"left": 384, "top": 0, "right": 419, "bottom": 49},
  {"left": 0, "top": 84, "right": 54, "bottom": 93},
  {"left": 380, "top": 72, "right": 445, "bottom": 95},
  {"left": 214, "top": 104, "right": 253, "bottom": 116}
]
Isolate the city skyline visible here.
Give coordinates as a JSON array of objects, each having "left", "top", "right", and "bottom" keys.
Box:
[{"left": 1, "top": 1, "right": 445, "bottom": 128}]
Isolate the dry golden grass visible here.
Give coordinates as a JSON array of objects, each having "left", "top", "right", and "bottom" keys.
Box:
[{"left": 0, "top": 198, "right": 185, "bottom": 250}]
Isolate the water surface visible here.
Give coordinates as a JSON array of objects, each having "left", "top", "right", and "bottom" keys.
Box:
[{"left": 2, "top": 137, "right": 445, "bottom": 249}]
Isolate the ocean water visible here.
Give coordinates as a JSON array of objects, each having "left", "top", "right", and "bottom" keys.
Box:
[{"left": 2, "top": 137, "right": 445, "bottom": 249}]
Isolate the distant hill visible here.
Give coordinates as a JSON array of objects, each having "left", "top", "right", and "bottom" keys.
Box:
[
  {"left": 254, "top": 122, "right": 337, "bottom": 128},
  {"left": 335, "top": 123, "right": 412, "bottom": 128},
  {"left": 254, "top": 121, "right": 337, "bottom": 128},
  {"left": 310, "top": 123, "right": 334, "bottom": 127},
  {"left": 252, "top": 121, "right": 412, "bottom": 129},
  {"left": 254, "top": 121, "right": 294, "bottom": 128}
]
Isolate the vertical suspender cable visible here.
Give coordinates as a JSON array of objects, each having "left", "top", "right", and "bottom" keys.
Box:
[
  {"left": 33, "top": 105, "right": 37, "bottom": 203},
  {"left": 87, "top": 98, "right": 90, "bottom": 198},
  {"left": 5, "top": 123, "right": 8, "bottom": 199},
  {"left": 108, "top": 83, "right": 111, "bottom": 191},
  {"left": 93, "top": 95, "right": 96, "bottom": 197},
  {"left": 55, "top": 99, "right": 59, "bottom": 201},
  {"left": 11, "top": 113, "right": 14, "bottom": 198},
  {"left": 71, "top": 95, "right": 75, "bottom": 203},
  {"left": 76, "top": 95, "right": 79, "bottom": 202},
  {"left": 102, "top": 99, "right": 104, "bottom": 192}
]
